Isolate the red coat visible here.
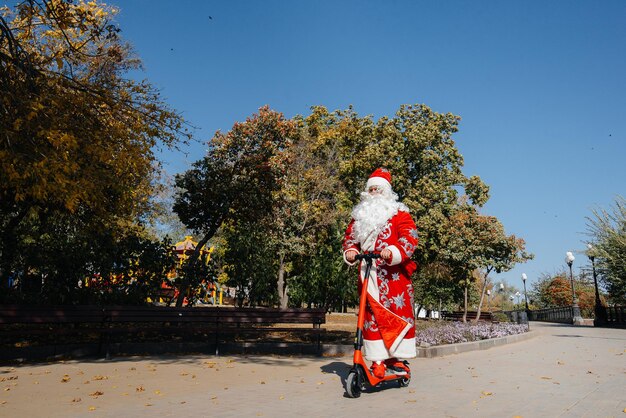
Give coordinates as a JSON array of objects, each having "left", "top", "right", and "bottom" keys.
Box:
[{"left": 343, "top": 210, "right": 418, "bottom": 361}]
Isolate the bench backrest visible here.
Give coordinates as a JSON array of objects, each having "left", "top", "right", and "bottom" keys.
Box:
[
  {"left": 0, "top": 305, "right": 106, "bottom": 324},
  {"left": 441, "top": 311, "right": 494, "bottom": 321},
  {"left": 0, "top": 305, "right": 326, "bottom": 326}
]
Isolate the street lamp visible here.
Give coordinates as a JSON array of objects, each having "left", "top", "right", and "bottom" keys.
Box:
[
  {"left": 587, "top": 244, "right": 607, "bottom": 326},
  {"left": 521, "top": 273, "right": 530, "bottom": 313},
  {"left": 486, "top": 289, "right": 491, "bottom": 312},
  {"left": 565, "top": 251, "right": 584, "bottom": 325},
  {"left": 499, "top": 282, "right": 505, "bottom": 312}
]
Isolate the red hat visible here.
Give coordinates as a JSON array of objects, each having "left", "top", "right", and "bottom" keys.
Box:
[{"left": 366, "top": 168, "right": 391, "bottom": 189}]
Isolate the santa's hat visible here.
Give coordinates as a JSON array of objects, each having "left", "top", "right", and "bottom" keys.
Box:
[{"left": 366, "top": 168, "right": 392, "bottom": 189}]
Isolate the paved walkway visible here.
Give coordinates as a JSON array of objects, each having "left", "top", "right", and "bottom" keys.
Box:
[{"left": 1, "top": 322, "right": 624, "bottom": 417}]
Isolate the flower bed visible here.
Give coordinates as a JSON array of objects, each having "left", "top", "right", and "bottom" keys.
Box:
[{"left": 415, "top": 321, "right": 528, "bottom": 346}]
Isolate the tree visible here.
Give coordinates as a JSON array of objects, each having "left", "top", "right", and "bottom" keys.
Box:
[
  {"left": 437, "top": 204, "right": 532, "bottom": 321},
  {"left": 173, "top": 106, "right": 295, "bottom": 306},
  {"left": 530, "top": 272, "right": 599, "bottom": 317},
  {"left": 267, "top": 114, "right": 352, "bottom": 308},
  {"left": 586, "top": 196, "right": 626, "bottom": 304},
  {"left": 1, "top": 0, "right": 189, "bottom": 300}
]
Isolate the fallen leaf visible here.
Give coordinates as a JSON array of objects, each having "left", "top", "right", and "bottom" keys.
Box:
[
  {"left": 279, "top": 395, "right": 284, "bottom": 400},
  {"left": 88, "top": 406, "right": 96, "bottom": 411},
  {"left": 180, "top": 372, "right": 189, "bottom": 376},
  {"left": 83, "top": 381, "right": 90, "bottom": 384},
  {"left": 154, "top": 390, "right": 161, "bottom": 395},
  {"left": 481, "top": 391, "right": 493, "bottom": 396},
  {"left": 405, "top": 400, "right": 417, "bottom": 403},
  {"left": 180, "top": 401, "right": 186, "bottom": 404},
  {"left": 557, "top": 361, "right": 565, "bottom": 365},
  {"left": 260, "top": 381, "right": 266, "bottom": 385},
  {"left": 136, "top": 386, "right": 145, "bottom": 392},
  {"left": 89, "top": 391, "right": 103, "bottom": 397},
  {"left": 3, "top": 388, "right": 9, "bottom": 392},
  {"left": 72, "top": 398, "right": 82, "bottom": 403},
  {"left": 145, "top": 403, "right": 153, "bottom": 406},
  {"left": 540, "top": 376, "right": 552, "bottom": 380},
  {"left": 61, "top": 375, "right": 71, "bottom": 383},
  {"left": 92, "top": 375, "right": 108, "bottom": 381}
]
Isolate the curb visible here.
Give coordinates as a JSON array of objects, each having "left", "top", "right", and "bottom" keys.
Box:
[{"left": 319, "top": 330, "right": 537, "bottom": 358}]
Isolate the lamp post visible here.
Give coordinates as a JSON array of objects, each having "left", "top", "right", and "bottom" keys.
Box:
[
  {"left": 587, "top": 244, "right": 607, "bottom": 326},
  {"left": 486, "top": 289, "right": 491, "bottom": 312},
  {"left": 521, "top": 273, "right": 530, "bottom": 313},
  {"left": 499, "top": 282, "right": 505, "bottom": 312},
  {"left": 565, "top": 251, "right": 584, "bottom": 325}
]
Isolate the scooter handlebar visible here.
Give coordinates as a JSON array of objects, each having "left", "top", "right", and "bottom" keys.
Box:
[{"left": 354, "top": 253, "right": 381, "bottom": 261}]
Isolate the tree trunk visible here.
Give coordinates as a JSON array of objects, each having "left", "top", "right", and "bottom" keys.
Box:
[
  {"left": 175, "top": 232, "right": 213, "bottom": 307},
  {"left": 462, "top": 283, "right": 468, "bottom": 323},
  {"left": 277, "top": 253, "right": 289, "bottom": 309},
  {"left": 473, "top": 277, "right": 489, "bottom": 324}
]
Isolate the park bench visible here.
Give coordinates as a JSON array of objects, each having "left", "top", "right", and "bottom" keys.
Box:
[
  {"left": 441, "top": 311, "right": 495, "bottom": 322},
  {"left": 0, "top": 305, "right": 326, "bottom": 360}
]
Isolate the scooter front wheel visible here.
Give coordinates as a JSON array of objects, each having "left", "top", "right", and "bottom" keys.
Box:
[
  {"left": 346, "top": 370, "right": 361, "bottom": 398},
  {"left": 399, "top": 375, "right": 411, "bottom": 387}
]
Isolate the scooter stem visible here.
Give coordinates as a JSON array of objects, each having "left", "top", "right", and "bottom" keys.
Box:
[{"left": 354, "top": 255, "right": 376, "bottom": 351}]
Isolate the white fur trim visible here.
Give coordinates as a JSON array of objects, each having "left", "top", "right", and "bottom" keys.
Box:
[
  {"left": 363, "top": 337, "right": 416, "bottom": 361},
  {"left": 390, "top": 337, "right": 417, "bottom": 359},
  {"left": 388, "top": 245, "right": 402, "bottom": 266},
  {"left": 360, "top": 261, "right": 380, "bottom": 300},
  {"left": 363, "top": 339, "right": 390, "bottom": 361},
  {"left": 366, "top": 177, "right": 391, "bottom": 189}
]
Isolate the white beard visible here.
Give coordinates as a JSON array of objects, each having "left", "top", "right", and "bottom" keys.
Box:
[{"left": 352, "top": 192, "right": 408, "bottom": 251}]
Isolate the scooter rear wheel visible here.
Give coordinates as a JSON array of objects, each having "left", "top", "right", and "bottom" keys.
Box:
[{"left": 346, "top": 370, "right": 361, "bottom": 398}]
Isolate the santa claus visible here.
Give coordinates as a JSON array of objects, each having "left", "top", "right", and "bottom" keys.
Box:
[{"left": 343, "top": 168, "right": 418, "bottom": 378}]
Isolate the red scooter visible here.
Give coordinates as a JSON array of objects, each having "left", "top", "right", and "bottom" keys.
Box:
[{"left": 345, "top": 253, "right": 411, "bottom": 398}]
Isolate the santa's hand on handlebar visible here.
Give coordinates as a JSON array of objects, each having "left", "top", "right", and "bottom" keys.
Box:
[
  {"left": 380, "top": 248, "right": 392, "bottom": 261},
  {"left": 345, "top": 249, "right": 358, "bottom": 262},
  {"left": 346, "top": 249, "right": 392, "bottom": 262}
]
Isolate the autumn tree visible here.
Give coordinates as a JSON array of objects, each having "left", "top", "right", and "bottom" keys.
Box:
[
  {"left": 436, "top": 206, "right": 532, "bottom": 322},
  {"left": 1, "top": 0, "right": 189, "bottom": 301},
  {"left": 265, "top": 113, "right": 353, "bottom": 308},
  {"left": 173, "top": 106, "right": 295, "bottom": 306},
  {"left": 530, "top": 272, "right": 599, "bottom": 317}
]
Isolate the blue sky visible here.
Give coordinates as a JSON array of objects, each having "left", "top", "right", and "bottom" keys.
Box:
[{"left": 113, "top": 0, "right": 625, "bottom": 290}]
